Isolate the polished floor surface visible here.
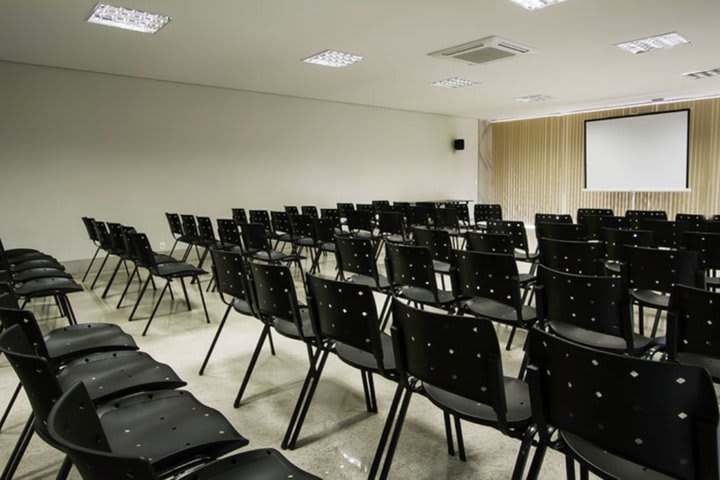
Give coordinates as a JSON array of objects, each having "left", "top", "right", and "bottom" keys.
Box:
[{"left": 0, "top": 248, "right": 570, "bottom": 479}]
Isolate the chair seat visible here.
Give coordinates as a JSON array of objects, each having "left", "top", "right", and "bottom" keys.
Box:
[
  {"left": 98, "top": 389, "right": 248, "bottom": 475},
  {"left": 351, "top": 230, "right": 378, "bottom": 240},
  {"left": 320, "top": 242, "right": 336, "bottom": 252},
  {"left": 336, "top": 332, "right": 396, "bottom": 372},
  {"left": 58, "top": 350, "right": 185, "bottom": 403},
  {"left": 514, "top": 251, "right": 539, "bottom": 263},
  {"left": 14, "top": 277, "right": 83, "bottom": 297},
  {"left": 432, "top": 260, "right": 451, "bottom": 275},
  {"left": 10, "top": 258, "right": 65, "bottom": 273},
  {"left": 5, "top": 247, "right": 41, "bottom": 258},
  {"left": 630, "top": 289, "right": 669, "bottom": 309},
  {"left": 675, "top": 352, "right": 720, "bottom": 382},
  {"left": 45, "top": 323, "right": 138, "bottom": 362},
  {"left": 252, "top": 250, "right": 293, "bottom": 262},
  {"left": 232, "top": 298, "right": 254, "bottom": 316},
  {"left": 347, "top": 274, "right": 390, "bottom": 290},
  {"left": 154, "top": 254, "right": 177, "bottom": 264},
  {"left": 273, "top": 308, "right": 315, "bottom": 339},
  {"left": 12, "top": 267, "right": 73, "bottom": 283},
  {"left": 561, "top": 431, "right": 676, "bottom": 480},
  {"left": 518, "top": 273, "right": 535, "bottom": 286},
  {"left": 154, "top": 262, "right": 207, "bottom": 277},
  {"left": 549, "top": 321, "right": 660, "bottom": 355},
  {"left": 604, "top": 262, "right": 621, "bottom": 275},
  {"left": 175, "top": 449, "right": 320, "bottom": 480},
  {"left": 384, "top": 234, "right": 407, "bottom": 244},
  {"left": 398, "top": 286, "right": 455, "bottom": 306},
  {"left": 462, "top": 297, "right": 536, "bottom": 325},
  {"left": 423, "top": 377, "right": 531, "bottom": 426},
  {"left": 296, "top": 237, "right": 320, "bottom": 248}
]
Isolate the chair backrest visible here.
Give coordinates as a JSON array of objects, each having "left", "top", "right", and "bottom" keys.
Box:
[
  {"left": 216, "top": 218, "right": 242, "bottom": 248},
  {"left": 292, "top": 214, "right": 316, "bottom": 240},
  {"left": 197, "top": 216, "right": 217, "bottom": 242},
  {"left": 181, "top": 215, "right": 201, "bottom": 241},
  {"left": 676, "top": 213, "right": 705, "bottom": 223},
  {"left": 47, "top": 382, "right": 154, "bottom": 480},
  {"left": 407, "top": 205, "right": 432, "bottom": 227},
  {"left": 668, "top": 284, "right": 720, "bottom": 364},
  {"left": 306, "top": 275, "right": 385, "bottom": 372},
  {"left": 271, "top": 211, "right": 292, "bottom": 235},
  {"left": 385, "top": 244, "right": 438, "bottom": 294},
  {"left": 576, "top": 208, "right": 614, "bottom": 225},
  {"left": 538, "top": 238, "right": 604, "bottom": 275},
  {"left": 165, "top": 213, "right": 184, "bottom": 237},
  {"left": 231, "top": 208, "right": 248, "bottom": 225},
  {"left": 249, "top": 262, "right": 301, "bottom": 323},
  {"left": 378, "top": 211, "right": 405, "bottom": 237},
  {"left": 391, "top": 300, "right": 511, "bottom": 429},
  {"left": 356, "top": 203, "right": 374, "bottom": 214},
  {"left": 412, "top": 228, "right": 452, "bottom": 264},
  {"left": 535, "top": 213, "right": 573, "bottom": 226},
  {"left": 639, "top": 219, "right": 678, "bottom": 248},
  {"left": 700, "top": 221, "right": 720, "bottom": 234},
  {"left": 601, "top": 228, "right": 655, "bottom": 262},
  {"left": 465, "top": 232, "right": 514, "bottom": 254},
  {"left": 583, "top": 215, "right": 629, "bottom": 240},
  {"left": 536, "top": 266, "right": 632, "bottom": 346},
  {"left": 240, "top": 223, "right": 271, "bottom": 252},
  {"left": 487, "top": 220, "right": 530, "bottom": 253},
  {"left": 433, "top": 208, "right": 459, "bottom": 230},
  {"left": 128, "top": 232, "right": 158, "bottom": 269},
  {"left": 120, "top": 226, "right": 138, "bottom": 262},
  {"left": 314, "top": 218, "right": 336, "bottom": 244},
  {"left": 536, "top": 222, "right": 588, "bottom": 242},
  {"left": 683, "top": 231, "right": 720, "bottom": 270},
  {"left": 93, "top": 221, "right": 113, "bottom": 250},
  {"left": 337, "top": 203, "right": 355, "bottom": 219},
  {"left": 335, "top": 236, "right": 379, "bottom": 281},
  {"left": 624, "top": 246, "right": 701, "bottom": 294},
  {"left": 107, "top": 222, "right": 127, "bottom": 253},
  {"left": 0, "top": 325, "right": 62, "bottom": 439},
  {"left": 372, "top": 200, "right": 391, "bottom": 209},
  {"left": 0, "top": 301, "right": 51, "bottom": 358},
  {"left": 347, "top": 210, "right": 374, "bottom": 233},
  {"left": 82, "top": 217, "right": 99, "bottom": 242},
  {"left": 320, "top": 208, "right": 342, "bottom": 228},
  {"left": 210, "top": 249, "right": 253, "bottom": 307},
  {"left": 676, "top": 215, "right": 707, "bottom": 237},
  {"left": 452, "top": 250, "right": 520, "bottom": 310},
  {"left": 526, "top": 328, "right": 719, "bottom": 480},
  {"left": 301, "top": 206, "right": 319, "bottom": 218},
  {"left": 626, "top": 210, "right": 668, "bottom": 229},
  {"left": 284, "top": 206, "right": 299, "bottom": 215},
  {"left": 449, "top": 202, "right": 470, "bottom": 224},
  {"left": 249, "top": 210, "right": 272, "bottom": 231},
  {"left": 474, "top": 204, "right": 503, "bottom": 223}
]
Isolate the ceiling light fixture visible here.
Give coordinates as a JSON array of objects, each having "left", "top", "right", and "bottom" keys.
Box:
[
  {"left": 509, "top": 0, "right": 568, "bottom": 10},
  {"left": 302, "top": 50, "right": 364, "bottom": 68},
  {"left": 616, "top": 32, "right": 689, "bottom": 54},
  {"left": 431, "top": 77, "right": 479, "bottom": 89},
  {"left": 87, "top": 3, "right": 170, "bottom": 33},
  {"left": 683, "top": 68, "right": 720, "bottom": 80},
  {"left": 515, "top": 94, "right": 552, "bottom": 103}
]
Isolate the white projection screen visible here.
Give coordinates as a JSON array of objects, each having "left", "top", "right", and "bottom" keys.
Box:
[{"left": 584, "top": 109, "right": 690, "bottom": 191}]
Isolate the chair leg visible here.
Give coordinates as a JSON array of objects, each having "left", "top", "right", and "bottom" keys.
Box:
[
  {"left": 116, "top": 265, "right": 137, "bottom": 309},
  {"left": 453, "top": 415, "right": 466, "bottom": 462},
  {"left": 196, "top": 276, "right": 210, "bottom": 323},
  {"left": 180, "top": 277, "right": 191, "bottom": 311},
  {"left": 199, "top": 303, "right": 232, "bottom": 375},
  {"left": 169, "top": 238, "right": 179, "bottom": 257},
  {"left": 0, "top": 382, "right": 21, "bottom": 432},
  {"left": 638, "top": 304, "right": 645, "bottom": 336},
  {"left": 580, "top": 466, "right": 589, "bottom": 480},
  {"left": 181, "top": 244, "right": 192, "bottom": 262},
  {"left": 283, "top": 348, "right": 331, "bottom": 450},
  {"left": 378, "top": 387, "right": 413, "bottom": 480},
  {"left": 128, "top": 275, "right": 152, "bottom": 321},
  {"left": 233, "top": 324, "right": 271, "bottom": 408},
  {"left": 650, "top": 309, "right": 663, "bottom": 338},
  {"left": 101, "top": 257, "right": 122, "bottom": 299},
  {"left": 1, "top": 413, "right": 34, "bottom": 480},
  {"left": 55, "top": 456, "right": 73, "bottom": 480},
  {"left": 524, "top": 438, "right": 549, "bottom": 480},
  {"left": 369, "top": 384, "right": 407, "bottom": 480},
  {"left": 518, "top": 334, "right": 531, "bottom": 379},
  {"left": 267, "top": 328, "right": 276, "bottom": 356},
  {"left": 443, "top": 411, "right": 455, "bottom": 456},
  {"left": 141, "top": 280, "right": 169, "bottom": 336},
  {"left": 565, "top": 455, "right": 577, "bottom": 480},
  {"left": 510, "top": 424, "right": 538, "bottom": 480},
  {"left": 59, "top": 295, "right": 78, "bottom": 326},
  {"left": 361, "top": 370, "right": 378, "bottom": 413},
  {"left": 81, "top": 246, "right": 100, "bottom": 282},
  {"left": 89, "top": 252, "right": 110, "bottom": 289},
  {"left": 379, "top": 294, "right": 392, "bottom": 331},
  {"left": 506, "top": 326, "right": 517, "bottom": 351}
]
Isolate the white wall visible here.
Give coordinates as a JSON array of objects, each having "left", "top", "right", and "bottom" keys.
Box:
[{"left": 0, "top": 61, "right": 479, "bottom": 261}]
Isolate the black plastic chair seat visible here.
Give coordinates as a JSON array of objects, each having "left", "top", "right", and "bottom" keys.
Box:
[
  {"left": 384, "top": 234, "right": 407, "bottom": 244},
  {"left": 560, "top": 431, "right": 675, "bottom": 480},
  {"left": 251, "top": 250, "right": 295, "bottom": 262},
  {"left": 275, "top": 233, "right": 301, "bottom": 243},
  {"left": 57, "top": 351, "right": 185, "bottom": 402},
  {"left": 549, "top": 321, "right": 660, "bottom": 355},
  {"left": 10, "top": 259, "right": 65, "bottom": 273},
  {"left": 12, "top": 267, "right": 73, "bottom": 283},
  {"left": 351, "top": 230, "right": 379, "bottom": 240},
  {"left": 514, "top": 251, "right": 539, "bottom": 263},
  {"left": 14, "top": 277, "right": 83, "bottom": 297},
  {"left": 296, "top": 237, "right": 320, "bottom": 247},
  {"left": 432, "top": 260, "right": 451, "bottom": 275},
  {"left": 335, "top": 332, "right": 396, "bottom": 371},
  {"left": 462, "top": 298, "right": 536, "bottom": 325},
  {"left": 153, "top": 262, "right": 207, "bottom": 277},
  {"left": 98, "top": 389, "right": 248, "bottom": 474},
  {"left": 347, "top": 274, "right": 391, "bottom": 290},
  {"left": 398, "top": 286, "right": 455, "bottom": 306},
  {"left": 45, "top": 324, "right": 138, "bottom": 362},
  {"left": 175, "top": 448, "right": 321, "bottom": 480},
  {"left": 154, "top": 254, "right": 178, "bottom": 264},
  {"left": 604, "top": 262, "right": 622, "bottom": 275},
  {"left": 232, "top": 298, "right": 253, "bottom": 316},
  {"left": 7, "top": 252, "right": 55, "bottom": 264},
  {"left": 518, "top": 273, "right": 535, "bottom": 286},
  {"left": 675, "top": 352, "right": 720, "bottom": 381},
  {"left": 273, "top": 308, "right": 315, "bottom": 339},
  {"left": 423, "top": 378, "right": 531, "bottom": 427},
  {"left": 320, "top": 242, "right": 336, "bottom": 252},
  {"left": 630, "top": 289, "right": 669, "bottom": 309}
]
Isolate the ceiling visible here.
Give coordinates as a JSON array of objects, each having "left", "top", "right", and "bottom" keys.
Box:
[{"left": 1, "top": 0, "right": 719, "bottom": 120}]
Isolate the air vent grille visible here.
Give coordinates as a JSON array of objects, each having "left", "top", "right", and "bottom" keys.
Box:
[{"left": 429, "top": 36, "right": 534, "bottom": 66}]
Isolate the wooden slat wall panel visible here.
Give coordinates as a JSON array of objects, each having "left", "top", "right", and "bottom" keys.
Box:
[{"left": 492, "top": 98, "right": 720, "bottom": 223}]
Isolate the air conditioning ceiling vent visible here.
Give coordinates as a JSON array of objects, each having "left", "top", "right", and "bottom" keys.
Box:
[{"left": 429, "top": 36, "right": 534, "bottom": 66}]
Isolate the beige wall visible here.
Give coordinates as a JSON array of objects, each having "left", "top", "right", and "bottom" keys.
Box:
[
  {"left": 492, "top": 97, "right": 720, "bottom": 224},
  {"left": 0, "top": 61, "right": 480, "bottom": 261}
]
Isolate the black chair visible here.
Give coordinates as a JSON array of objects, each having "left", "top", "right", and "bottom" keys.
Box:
[
  {"left": 0, "top": 324, "right": 186, "bottom": 480},
  {"left": 377, "top": 211, "right": 408, "bottom": 246},
  {"left": 584, "top": 215, "right": 629, "bottom": 240},
  {"left": 536, "top": 222, "right": 588, "bottom": 242},
  {"left": 100, "top": 222, "right": 133, "bottom": 299},
  {"left": 369, "top": 300, "right": 535, "bottom": 480},
  {"left": 88, "top": 220, "right": 117, "bottom": 290},
  {"left": 465, "top": 231, "right": 513, "bottom": 254},
  {"left": 676, "top": 212, "right": 705, "bottom": 224},
  {"left": 524, "top": 328, "right": 719, "bottom": 480},
  {"left": 81, "top": 217, "right": 102, "bottom": 282},
  {"left": 356, "top": 203, "right": 375, "bottom": 214},
  {"left": 407, "top": 204, "right": 434, "bottom": 228},
  {"left": 281, "top": 275, "right": 396, "bottom": 450},
  {"left": 309, "top": 218, "right": 337, "bottom": 274},
  {"left": 668, "top": 284, "right": 720, "bottom": 382},
  {"left": 626, "top": 209, "right": 668, "bottom": 230},
  {"left": 231, "top": 207, "right": 248, "bottom": 225},
  {"left": 249, "top": 209, "right": 273, "bottom": 238},
  {"left": 676, "top": 214, "right": 707, "bottom": 238},
  {"left": 240, "top": 223, "right": 305, "bottom": 284},
  {"left": 180, "top": 214, "right": 204, "bottom": 263},
  {"left": 538, "top": 238, "right": 604, "bottom": 275},
  {"left": 128, "top": 232, "right": 209, "bottom": 336},
  {"left": 434, "top": 207, "right": 462, "bottom": 237},
  {"left": 535, "top": 265, "right": 658, "bottom": 355},
  {"left": 534, "top": 213, "right": 573, "bottom": 225},
  {"left": 301, "top": 205, "right": 319, "bottom": 218},
  {"left": 320, "top": 208, "right": 344, "bottom": 236},
  {"left": 372, "top": 200, "right": 391, "bottom": 211},
  {"left": 385, "top": 243, "right": 455, "bottom": 309},
  {"left": 412, "top": 227, "right": 454, "bottom": 289},
  {"left": 291, "top": 214, "right": 322, "bottom": 271},
  {"left": 285, "top": 205, "right": 300, "bottom": 215},
  {"left": 453, "top": 250, "right": 536, "bottom": 351},
  {"left": 197, "top": 216, "right": 224, "bottom": 266},
  {"left": 683, "top": 231, "right": 720, "bottom": 289},
  {"left": 639, "top": 219, "right": 679, "bottom": 248},
  {"left": 449, "top": 202, "right": 471, "bottom": 228},
  {"left": 487, "top": 220, "right": 539, "bottom": 264},
  {"left": 473, "top": 204, "right": 503, "bottom": 230},
  {"left": 347, "top": 209, "right": 378, "bottom": 240},
  {"left": 216, "top": 218, "right": 244, "bottom": 252},
  {"left": 337, "top": 202, "right": 355, "bottom": 222},
  {"left": 576, "top": 208, "right": 613, "bottom": 226},
  {"left": 271, "top": 211, "right": 299, "bottom": 251},
  {"left": 601, "top": 227, "right": 655, "bottom": 274},
  {"left": 623, "top": 245, "right": 703, "bottom": 338},
  {"left": 47, "top": 382, "right": 320, "bottom": 480},
  {"left": 165, "top": 212, "right": 190, "bottom": 258}
]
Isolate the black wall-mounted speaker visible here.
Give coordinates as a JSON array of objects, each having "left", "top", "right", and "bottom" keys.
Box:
[{"left": 453, "top": 139, "right": 465, "bottom": 151}]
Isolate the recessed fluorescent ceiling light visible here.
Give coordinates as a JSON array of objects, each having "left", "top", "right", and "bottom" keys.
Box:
[
  {"left": 684, "top": 68, "right": 720, "bottom": 79},
  {"left": 616, "top": 32, "right": 689, "bottom": 54},
  {"left": 515, "top": 94, "right": 552, "bottom": 103},
  {"left": 302, "top": 50, "right": 364, "bottom": 68},
  {"left": 87, "top": 3, "right": 170, "bottom": 33},
  {"left": 432, "top": 77, "right": 479, "bottom": 89},
  {"left": 510, "top": 0, "right": 568, "bottom": 10}
]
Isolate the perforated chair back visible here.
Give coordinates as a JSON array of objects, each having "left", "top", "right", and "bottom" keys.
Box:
[
  {"left": 676, "top": 214, "right": 707, "bottom": 237},
  {"left": 271, "top": 211, "right": 292, "bottom": 235},
  {"left": 249, "top": 210, "right": 272, "bottom": 232},
  {"left": 434, "top": 208, "right": 460, "bottom": 231},
  {"left": 385, "top": 244, "right": 438, "bottom": 294},
  {"left": 576, "top": 208, "right": 614, "bottom": 225},
  {"left": 120, "top": 226, "right": 139, "bottom": 262},
  {"left": 301, "top": 206, "right": 319, "bottom": 218},
  {"left": 217, "top": 219, "right": 242, "bottom": 248},
  {"left": 391, "top": 300, "right": 511, "bottom": 428},
  {"left": 668, "top": 285, "right": 720, "bottom": 365},
  {"left": 537, "top": 222, "right": 588, "bottom": 242},
  {"left": 407, "top": 206, "right": 431, "bottom": 227},
  {"left": 584, "top": 215, "right": 628, "bottom": 240},
  {"left": 335, "top": 236, "right": 379, "bottom": 280},
  {"left": 347, "top": 210, "right": 374, "bottom": 233},
  {"left": 320, "top": 208, "right": 342, "bottom": 228},
  {"left": 452, "top": 250, "right": 520, "bottom": 310},
  {"left": 180, "top": 215, "right": 200, "bottom": 241},
  {"left": 372, "top": 200, "right": 391, "bottom": 209},
  {"left": 639, "top": 219, "right": 678, "bottom": 248},
  {"left": 487, "top": 220, "right": 531, "bottom": 254},
  {"left": 0, "top": 302, "right": 51, "bottom": 358},
  {"left": 526, "top": 329, "right": 720, "bottom": 480},
  {"left": 210, "top": 249, "right": 253, "bottom": 306},
  {"left": 676, "top": 213, "right": 705, "bottom": 223},
  {"left": 197, "top": 217, "right": 217, "bottom": 244},
  {"left": 337, "top": 203, "right": 355, "bottom": 219},
  {"left": 601, "top": 228, "right": 655, "bottom": 263},
  {"left": 165, "top": 213, "right": 184, "bottom": 237},
  {"left": 284, "top": 206, "right": 299, "bottom": 216},
  {"left": 356, "top": 203, "right": 374, "bottom": 214},
  {"left": 107, "top": 222, "right": 127, "bottom": 253},
  {"left": 474, "top": 204, "right": 503, "bottom": 224},
  {"left": 449, "top": 202, "right": 470, "bottom": 225},
  {"left": 93, "top": 221, "right": 113, "bottom": 250},
  {"left": 465, "top": 232, "right": 514, "bottom": 254},
  {"left": 538, "top": 238, "right": 604, "bottom": 275},
  {"left": 249, "top": 263, "right": 301, "bottom": 323},
  {"left": 412, "top": 228, "right": 452, "bottom": 264},
  {"left": 240, "top": 223, "right": 271, "bottom": 252},
  {"left": 314, "top": 218, "right": 336, "bottom": 244},
  {"left": 378, "top": 211, "right": 405, "bottom": 237},
  {"left": 231, "top": 208, "right": 248, "bottom": 225},
  {"left": 626, "top": 210, "right": 668, "bottom": 230},
  {"left": 683, "top": 231, "right": 720, "bottom": 270},
  {"left": 535, "top": 213, "right": 573, "bottom": 225},
  {"left": 292, "top": 214, "right": 316, "bottom": 240},
  {"left": 128, "top": 233, "right": 159, "bottom": 270},
  {"left": 82, "top": 217, "right": 100, "bottom": 242},
  {"left": 624, "top": 246, "right": 702, "bottom": 294}
]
